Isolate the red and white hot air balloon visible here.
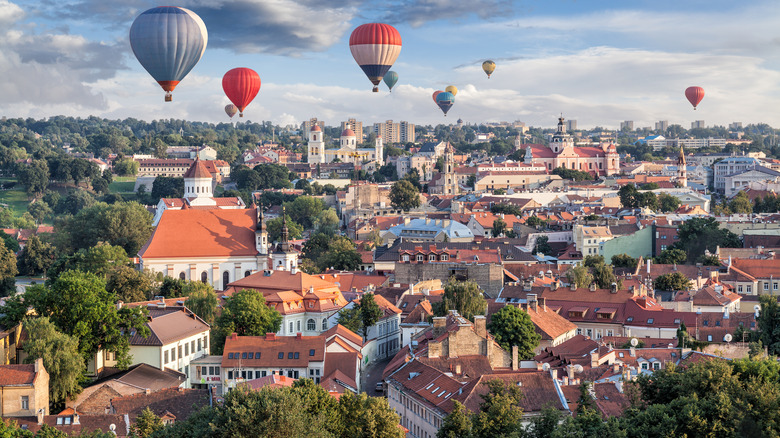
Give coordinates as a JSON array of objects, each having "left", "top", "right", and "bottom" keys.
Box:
[
  {"left": 349, "top": 23, "right": 402, "bottom": 92},
  {"left": 222, "top": 68, "right": 261, "bottom": 117}
]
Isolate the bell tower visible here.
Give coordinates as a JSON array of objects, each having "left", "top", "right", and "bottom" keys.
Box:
[
  {"left": 308, "top": 125, "right": 325, "bottom": 164},
  {"left": 677, "top": 147, "right": 687, "bottom": 188}
]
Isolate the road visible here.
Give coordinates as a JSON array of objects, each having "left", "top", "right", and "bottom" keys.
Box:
[{"left": 362, "top": 356, "right": 392, "bottom": 396}]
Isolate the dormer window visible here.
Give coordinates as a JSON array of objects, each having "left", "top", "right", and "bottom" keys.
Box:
[
  {"left": 416, "top": 254, "right": 424, "bottom": 262},
  {"left": 402, "top": 254, "right": 410, "bottom": 262},
  {"left": 441, "top": 254, "right": 449, "bottom": 261},
  {"left": 429, "top": 254, "right": 437, "bottom": 262}
]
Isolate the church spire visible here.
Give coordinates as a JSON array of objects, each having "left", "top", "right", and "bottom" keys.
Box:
[{"left": 279, "top": 206, "right": 290, "bottom": 250}]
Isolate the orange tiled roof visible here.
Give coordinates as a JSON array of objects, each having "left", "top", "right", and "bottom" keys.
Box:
[{"left": 0, "top": 364, "right": 36, "bottom": 385}]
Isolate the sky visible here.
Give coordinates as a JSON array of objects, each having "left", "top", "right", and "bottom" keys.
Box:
[{"left": 1, "top": 0, "right": 780, "bottom": 130}]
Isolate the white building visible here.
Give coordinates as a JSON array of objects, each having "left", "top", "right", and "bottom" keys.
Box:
[{"left": 307, "top": 125, "right": 383, "bottom": 167}]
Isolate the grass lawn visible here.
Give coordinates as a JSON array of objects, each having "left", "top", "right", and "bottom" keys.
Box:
[
  {"left": 109, "top": 178, "right": 137, "bottom": 194},
  {"left": 0, "top": 183, "right": 30, "bottom": 216}
]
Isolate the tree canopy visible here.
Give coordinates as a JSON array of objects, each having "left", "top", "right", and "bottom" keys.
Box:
[
  {"left": 487, "top": 305, "right": 541, "bottom": 359},
  {"left": 389, "top": 180, "right": 421, "bottom": 211},
  {"left": 433, "top": 278, "right": 487, "bottom": 322},
  {"left": 673, "top": 217, "right": 741, "bottom": 263}
]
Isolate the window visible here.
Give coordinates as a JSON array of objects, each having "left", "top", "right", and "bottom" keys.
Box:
[
  {"left": 747, "top": 285, "right": 752, "bottom": 293},
  {"left": 322, "top": 319, "right": 328, "bottom": 330},
  {"left": 171, "top": 348, "right": 176, "bottom": 361},
  {"left": 278, "top": 352, "right": 284, "bottom": 359},
  {"left": 310, "top": 349, "right": 315, "bottom": 356},
  {"left": 200, "top": 271, "right": 208, "bottom": 283},
  {"left": 307, "top": 319, "right": 315, "bottom": 331},
  {"left": 185, "top": 343, "right": 189, "bottom": 356},
  {"left": 288, "top": 352, "right": 294, "bottom": 359},
  {"left": 703, "top": 320, "right": 709, "bottom": 326},
  {"left": 402, "top": 254, "right": 410, "bottom": 262},
  {"left": 245, "top": 270, "right": 251, "bottom": 277},
  {"left": 178, "top": 345, "right": 182, "bottom": 359},
  {"left": 428, "top": 254, "right": 436, "bottom": 262},
  {"left": 223, "top": 271, "right": 230, "bottom": 287},
  {"left": 707, "top": 335, "right": 713, "bottom": 342},
  {"left": 416, "top": 254, "right": 424, "bottom": 262},
  {"left": 289, "top": 322, "right": 293, "bottom": 333},
  {"left": 197, "top": 339, "right": 202, "bottom": 351},
  {"left": 738, "top": 285, "right": 743, "bottom": 293},
  {"left": 209, "top": 366, "right": 216, "bottom": 375},
  {"left": 441, "top": 254, "right": 449, "bottom": 261},
  {"left": 164, "top": 351, "right": 169, "bottom": 363},
  {"left": 248, "top": 352, "right": 254, "bottom": 359},
  {"left": 765, "top": 282, "right": 770, "bottom": 291},
  {"left": 641, "top": 363, "right": 648, "bottom": 370},
  {"left": 179, "top": 272, "right": 186, "bottom": 280},
  {"left": 241, "top": 352, "right": 247, "bottom": 359},
  {"left": 297, "top": 321, "right": 301, "bottom": 332},
  {"left": 775, "top": 283, "right": 778, "bottom": 291},
  {"left": 21, "top": 396, "right": 29, "bottom": 410},
  {"left": 653, "top": 362, "right": 661, "bottom": 370}
]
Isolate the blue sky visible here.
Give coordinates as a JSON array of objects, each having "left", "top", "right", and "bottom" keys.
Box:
[{"left": 1, "top": 0, "right": 779, "bottom": 130}]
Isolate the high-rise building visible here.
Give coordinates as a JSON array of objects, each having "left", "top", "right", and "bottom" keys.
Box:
[
  {"left": 620, "top": 121, "right": 634, "bottom": 131},
  {"left": 729, "top": 122, "right": 743, "bottom": 130},
  {"left": 399, "top": 121, "right": 415, "bottom": 143},
  {"left": 691, "top": 120, "right": 705, "bottom": 129},
  {"left": 655, "top": 120, "right": 669, "bottom": 131},
  {"left": 341, "top": 118, "right": 363, "bottom": 142},
  {"left": 301, "top": 118, "right": 325, "bottom": 138},
  {"left": 565, "top": 119, "right": 577, "bottom": 131},
  {"left": 373, "top": 120, "right": 415, "bottom": 144}
]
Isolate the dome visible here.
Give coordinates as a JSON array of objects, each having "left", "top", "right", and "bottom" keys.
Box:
[
  {"left": 311, "top": 125, "right": 321, "bottom": 132},
  {"left": 341, "top": 128, "right": 356, "bottom": 137}
]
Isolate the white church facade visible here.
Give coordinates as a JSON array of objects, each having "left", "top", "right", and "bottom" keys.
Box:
[{"left": 307, "top": 125, "right": 384, "bottom": 167}]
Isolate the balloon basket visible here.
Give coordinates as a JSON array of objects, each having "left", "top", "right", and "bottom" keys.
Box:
[
  {"left": 165, "top": 92, "right": 172, "bottom": 102},
  {"left": 372, "top": 86, "right": 379, "bottom": 92},
  {"left": 240, "top": 113, "right": 244, "bottom": 117}
]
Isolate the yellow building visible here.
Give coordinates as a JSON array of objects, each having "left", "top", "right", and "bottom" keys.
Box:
[{"left": 0, "top": 358, "right": 49, "bottom": 417}]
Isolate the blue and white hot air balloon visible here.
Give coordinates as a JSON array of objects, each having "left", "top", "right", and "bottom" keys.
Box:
[{"left": 129, "top": 6, "right": 208, "bottom": 102}]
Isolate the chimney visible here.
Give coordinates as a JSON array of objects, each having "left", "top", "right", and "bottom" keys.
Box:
[
  {"left": 567, "top": 365, "right": 575, "bottom": 380},
  {"left": 37, "top": 409, "right": 44, "bottom": 425},
  {"left": 116, "top": 301, "right": 123, "bottom": 310},
  {"left": 291, "top": 266, "right": 298, "bottom": 275},
  {"left": 433, "top": 317, "right": 447, "bottom": 337},
  {"left": 538, "top": 297, "right": 546, "bottom": 310},
  {"left": 473, "top": 315, "right": 487, "bottom": 338},
  {"left": 528, "top": 294, "right": 538, "bottom": 312},
  {"left": 590, "top": 351, "right": 599, "bottom": 367},
  {"left": 73, "top": 413, "right": 80, "bottom": 425},
  {"left": 563, "top": 376, "right": 569, "bottom": 386},
  {"left": 647, "top": 259, "right": 651, "bottom": 274},
  {"left": 610, "top": 282, "right": 618, "bottom": 294},
  {"left": 630, "top": 346, "right": 636, "bottom": 357},
  {"left": 34, "top": 357, "right": 43, "bottom": 373},
  {"left": 455, "top": 363, "right": 462, "bottom": 375},
  {"left": 265, "top": 333, "right": 276, "bottom": 341},
  {"left": 589, "top": 283, "right": 597, "bottom": 292},
  {"left": 613, "top": 362, "right": 620, "bottom": 373},
  {"left": 551, "top": 369, "right": 558, "bottom": 380},
  {"left": 230, "top": 332, "right": 238, "bottom": 340},
  {"left": 512, "top": 345, "right": 518, "bottom": 371}
]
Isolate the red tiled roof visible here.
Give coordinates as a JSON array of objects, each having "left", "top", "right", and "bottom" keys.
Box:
[{"left": 0, "top": 364, "right": 36, "bottom": 385}]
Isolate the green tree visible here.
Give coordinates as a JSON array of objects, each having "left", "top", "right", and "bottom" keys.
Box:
[
  {"left": 487, "top": 305, "right": 541, "bottom": 359},
  {"left": 654, "top": 272, "right": 692, "bottom": 291},
  {"left": 337, "top": 391, "right": 404, "bottom": 438},
  {"left": 533, "top": 235, "right": 552, "bottom": 256},
  {"left": 492, "top": 218, "right": 507, "bottom": 237},
  {"left": 611, "top": 253, "right": 638, "bottom": 270},
  {"left": 105, "top": 265, "right": 156, "bottom": 303},
  {"left": 18, "top": 159, "right": 50, "bottom": 196},
  {"left": 214, "top": 289, "right": 281, "bottom": 354},
  {"left": 471, "top": 379, "right": 525, "bottom": 438},
  {"left": 655, "top": 248, "right": 687, "bottom": 265},
  {"left": 567, "top": 265, "right": 594, "bottom": 289},
  {"left": 23, "top": 317, "right": 85, "bottom": 406},
  {"left": 389, "top": 180, "right": 421, "bottom": 211},
  {"left": 184, "top": 283, "right": 218, "bottom": 325},
  {"left": 158, "top": 276, "right": 186, "bottom": 298},
  {"left": 657, "top": 192, "right": 681, "bottom": 213},
  {"left": 266, "top": 215, "right": 304, "bottom": 242},
  {"left": 729, "top": 190, "right": 754, "bottom": 214},
  {"left": 285, "top": 196, "right": 326, "bottom": 229},
  {"left": 434, "top": 279, "right": 487, "bottom": 322},
  {"left": 358, "top": 293, "right": 383, "bottom": 341},
  {"left": 27, "top": 201, "right": 52, "bottom": 223},
  {"left": 525, "top": 215, "right": 544, "bottom": 228},
  {"left": 318, "top": 236, "right": 362, "bottom": 272},
  {"left": 756, "top": 295, "right": 780, "bottom": 355},
  {"left": 47, "top": 243, "right": 129, "bottom": 280},
  {"left": 336, "top": 306, "right": 362, "bottom": 335},
  {"left": 132, "top": 407, "right": 164, "bottom": 438},
  {"left": 0, "top": 240, "right": 17, "bottom": 297},
  {"left": 674, "top": 217, "right": 741, "bottom": 263},
  {"left": 313, "top": 209, "right": 339, "bottom": 233},
  {"left": 618, "top": 184, "right": 639, "bottom": 208},
  {"left": 150, "top": 176, "right": 184, "bottom": 202},
  {"left": 24, "top": 270, "right": 150, "bottom": 367},
  {"left": 552, "top": 167, "right": 594, "bottom": 181},
  {"left": 64, "top": 201, "right": 153, "bottom": 255},
  {"left": 437, "top": 401, "right": 473, "bottom": 438},
  {"left": 91, "top": 177, "right": 109, "bottom": 194},
  {"left": 582, "top": 255, "right": 604, "bottom": 268},
  {"left": 17, "top": 235, "right": 56, "bottom": 276},
  {"left": 114, "top": 158, "right": 139, "bottom": 176},
  {"left": 592, "top": 262, "right": 621, "bottom": 289}
]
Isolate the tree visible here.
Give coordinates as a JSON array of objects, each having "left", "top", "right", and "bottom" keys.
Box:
[
  {"left": 403, "top": 168, "right": 423, "bottom": 191},
  {"left": 132, "top": 407, "right": 164, "bottom": 438},
  {"left": 487, "top": 305, "right": 541, "bottom": 359},
  {"left": 91, "top": 176, "right": 109, "bottom": 194},
  {"left": 592, "top": 262, "right": 620, "bottom": 289},
  {"left": 214, "top": 289, "right": 281, "bottom": 354},
  {"left": 23, "top": 317, "right": 85, "bottom": 406},
  {"left": 389, "top": 180, "right": 421, "bottom": 211},
  {"left": 17, "top": 235, "right": 56, "bottom": 276},
  {"left": 313, "top": 209, "right": 339, "bottom": 233},
  {"left": 0, "top": 240, "right": 17, "bottom": 297},
  {"left": 158, "top": 276, "right": 187, "bottom": 298},
  {"left": 317, "top": 236, "right": 361, "bottom": 272},
  {"left": 567, "top": 265, "right": 594, "bottom": 289},
  {"left": 611, "top": 253, "right": 638, "bottom": 270},
  {"left": 525, "top": 215, "right": 544, "bottom": 228},
  {"left": 638, "top": 191, "right": 658, "bottom": 210},
  {"left": 471, "top": 379, "right": 525, "bottom": 438},
  {"left": 674, "top": 217, "right": 741, "bottom": 263},
  {"left": 114, "top": 158, "right": 139, "bottom": 176},
  {"left": 437, "top": 401, "right": 472, "bottom": 438},
  {"left": 150, "top": 176, "right": 184, "bottom": 202},
  {"left": 657, "top": 192, "right": 681, "bottom": 213},
  {"left": 184, "top": 283, "right": 218, "bottom": 325},
  {"left": 336, "top": 306, "right": 362, "bottom": 335},
  {"left": 24, "top": 270, "right": 149, "bottom": 367},
  {"left": 28, "top": 201, "right": 52, "bottom": 223},
  {"left": 655, "top": 248, "right": 687, "bottom": 265},
  {"left": 552, "top": 167, "right": 594, "bottom": 181},
  {"left": 730, "top": 190, "right": 753, "bottom": 214},
  {"left": 654, "top": 272, "right": 692, "bottom": 292},
  {"left": 434, "top": 279, "right": 487, "bottom": 322},
  {"left": 358, "top": 293, "right": 383, "bottom": 341},
  {"left": 18, "top": 159, "right": 50, "bottom": 196},
  {"left": 105, "top": 265, "right": 156, "bottom": 303},
  {"left": 582, "top": 255, "right": 605, "bottom": 268},
  {"left": 466, "top": 174, "right": 477, "bottom": 189},
  {"left": 756, "top": 295, "right": 780, "bottom": 355},
  {"left": 64, "top": 201, "right": 153, "bottom": 255},
  {"left": 47, "top": 243, "right": 129, "bottom": 280},
  {"left": 492, "top": 218, "right": 507, "bottom": 237},
  {"left": 338, "top": 391, "right": 405, "bottom": 438},
  {"left": 266, "top": 215, "right": 303, "bottom": 242},
  {"left": 618, "top": 184, "right": 639, "bottom": 209},
  {"left": 285, "top": 196, "right": 326, "bottom": 229},
  {"left": 533, "top": 235, "right": 552, "bottom": 256}
]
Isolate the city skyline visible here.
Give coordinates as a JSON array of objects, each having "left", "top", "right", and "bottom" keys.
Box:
[{"left": 1, "top": 0, "right": 779, "bottom": 129}]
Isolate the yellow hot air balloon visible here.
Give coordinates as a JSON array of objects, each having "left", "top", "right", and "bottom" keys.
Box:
[
  {"left": 445, "top": 85, "right": 458, "bottom": 96},
  {"left": 482, "top": 60, "right": 496, "bottom": 78}
]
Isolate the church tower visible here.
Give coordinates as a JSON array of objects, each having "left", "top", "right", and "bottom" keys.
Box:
[
  {"left": 308, "top": 125, "right": 325, "bottom": 164},
  {"left": 677, "top": 147, "right": 687, "bottom": 188},
  {"left": 182, "top": 156, "right": 215, "bottom": 206},
  {"left": 550, "top": 116, "right": 574, "bottom": 153},
  {"left": 443, "top": 143, "right": 458, "bottom": 195},
  {"left": 375, "top": 135, "right": 384, "bottom": 166},
  {"left": 271, "top": 208, "right": 298, "bottom": 271},
  {"left": 340, "top": 128, "right": 357, "bottom": 150},
  {"left": 255, "top": 204, "right": 268, "bottom": 255}
]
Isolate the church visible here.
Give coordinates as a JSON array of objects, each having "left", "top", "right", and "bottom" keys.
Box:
[
  {"left": 307, "top": 125, "right": 383, "bottom": 167},
  {"left": 523, "top": 117, "right": 620, "bottom": 176}
]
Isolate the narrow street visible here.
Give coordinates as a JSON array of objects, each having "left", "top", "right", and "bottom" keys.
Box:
[{"left": 362, "top": 356, "right": 392, "bottom": 395}]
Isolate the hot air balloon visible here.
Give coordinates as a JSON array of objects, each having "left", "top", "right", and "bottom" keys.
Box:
[
  {"left": 222, "top": 68, "right": 261, "bottom": 117},
  {"left": 383, "top": 71, "right": 398, "bottom": 92},
  {"left": 445, "top": 85, "right": 458, "bottom": 96},
  {"left": 436, "top": 91, "right": 455, "bottom": 116},
  {"left": 685, "top": 86, "right": 705, "bottom": 110},
  {"left": 129, "top": 6, "right": 208, "bottom": 102},
  {"left": 225, "top": 104, "right": 238, "bottom": 119},
  {"left": 350, "top": 23, "right": 402, "bottom": 92},
  {"left": 482, "top": 60, "right": 496, "bottom": 78}
]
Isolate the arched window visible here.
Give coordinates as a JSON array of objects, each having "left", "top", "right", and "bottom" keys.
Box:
[
  {"left": 200, "top": 271, "right": 208, "bottom": 283},
  {"left": 296, "top": 321, "right": 301, "bottom": 332},
  {"left": 222, "top": 271, "right": 230, "bottom": 288},
  {"left": 244, "top": 270, "right": 251, "bottom": 277},
  {"left": 307, "top": 319, "right": 315, "bottom": 331},
  {"left": 322, "top": 319, "right": 328, "bottom": 330},
  {"left": 179, "top": 272, "right": 186, "bottom": 280}
]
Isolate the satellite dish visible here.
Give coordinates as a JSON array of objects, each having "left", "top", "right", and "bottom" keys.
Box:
[
  {"left": 109, "top": 424, "right": 116, "bottom": 431},
  {"left": 542, "top": 363, "right": 550, "bottom": 371},
  {"left": 573, "top": 364, "right": 583, "bottom": 373},
  {"left": 724, "top": 334, "right": 732, "bottom": 343},
  {"left": 630, "top": 338, "right": 639, "bottom": 347}
]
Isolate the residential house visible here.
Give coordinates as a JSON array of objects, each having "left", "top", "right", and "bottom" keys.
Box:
[{"left": 0, "top": 359, "right": 49, "bottom": 417}]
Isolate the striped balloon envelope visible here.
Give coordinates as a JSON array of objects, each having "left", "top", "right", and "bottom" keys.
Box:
[
  {"left": 129, "top": 6, "right": 208, "bottom": 102},
  {"left": 349, "top": 23, "right": 402, "bottom": 92}
]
